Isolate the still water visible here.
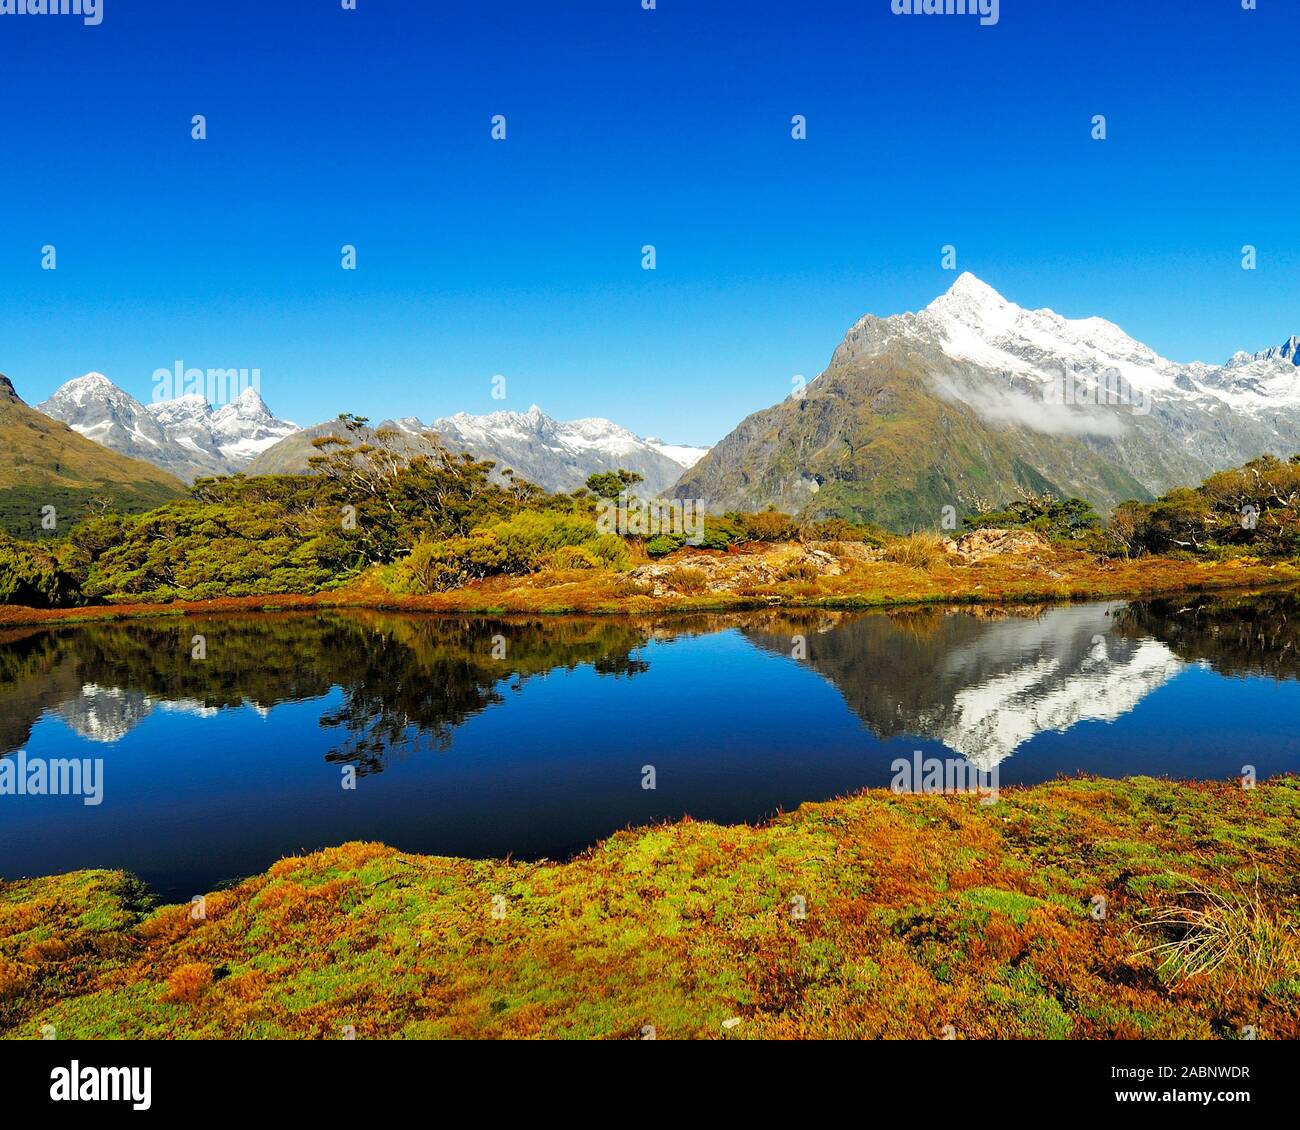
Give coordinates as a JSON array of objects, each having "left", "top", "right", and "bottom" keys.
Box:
[{"left": 2, "top": 591, "right": 1298, "bottom": 899}]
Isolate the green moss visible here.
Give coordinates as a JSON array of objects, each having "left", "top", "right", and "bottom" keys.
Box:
[
  {"left": 960, "top": 887, "right": 1044, "bottom": 926},
  {"left": 3, "top": 777, "right": 1299, "bottom": 1040}
]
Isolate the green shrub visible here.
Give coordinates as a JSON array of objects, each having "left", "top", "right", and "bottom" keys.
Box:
[
  {"left": 736, "top": 508, "right": 799, "bottom": 542},
  {"left": 80, "top": 500, "right": 352, "bottom": 601},
  {"left": 549, "top": 545, "right": 604, "bottom": 570},
  {"left": 488, "top": 511, "right": 600, "bottom": 567},
  {"left": 696, "top": 515, "right": 743, "bottom": 550},
  {"left": 963, "top": 493, "right": 1101, "bottom": 540},
  {"left": 798, "top": 517, "right": 886, "bottom": 547},
  {"left": 0, "top": 535, "right": 82, "bottom": 607},
  {"left": 390, "top": 534, "right": 508, "bottom": 593},
  {"left": 584, "top": 534, "right": 631, "bottom": 570},
  {"left": 390, "top": 511, "right": 629, "bottom": 593},
  {"left": 1101, "top": 455, "right": 1300, "bottom": 559},
  {"left": 645, "top": 534, "right": 685, "bottom": 557}
]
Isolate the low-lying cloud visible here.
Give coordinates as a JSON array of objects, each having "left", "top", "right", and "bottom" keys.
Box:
[{"left": 930, "top": 369, "right": 1132, "bottom": 438}]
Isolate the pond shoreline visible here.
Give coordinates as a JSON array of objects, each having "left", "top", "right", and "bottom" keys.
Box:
[
  {"left": 1, "top": 549, "right": 1297, "bottom": 627},
  {"left": 4, "top": 774, "right": 1298, "bottom": 1039}
]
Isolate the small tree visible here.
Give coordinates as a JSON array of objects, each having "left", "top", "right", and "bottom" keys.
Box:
[
  {"left": 585, "top": 469, "right": 644, "bottom": 500},
  {"left": 963, "top": 490, "right": 1101, "bottom": 539}
]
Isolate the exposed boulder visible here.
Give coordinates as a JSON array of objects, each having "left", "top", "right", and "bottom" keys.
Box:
[
  {"left": 628, "top": 546, "right": 845, "bottom": 597},
  {"left": 943, "top": 528, "right": 1052, "bottom": 564}
]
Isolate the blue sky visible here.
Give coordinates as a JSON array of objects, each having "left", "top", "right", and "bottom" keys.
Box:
[{"left": 0, "top": 0, "right": 1295, "bottom": 444}]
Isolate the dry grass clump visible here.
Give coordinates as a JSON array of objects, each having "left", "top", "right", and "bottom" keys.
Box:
[
  {"left": 610, "top": 574, "right": 654, "bottom": 597},
  {"left": 664, "top": 566, "right": 710, "bottom": 594},
  {"left": 882, "top": 531, "right": 948, "bottom": 571},
  {"left": 164, "top": 962, "right": 214, "bottom": 1003},
  {"left": 779, "top": 559, "right": 824, "bottom": 583},
  {"left": 1132, "top": 873, "right": 1298, "bottom": 987}
]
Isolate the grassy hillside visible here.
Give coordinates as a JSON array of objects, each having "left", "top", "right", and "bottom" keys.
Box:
[
  {"left": 0, "top": 377, "right": 185, "bottom": 537},
  {"left": 674, "top": 346, "right": 1153, "bottom": 530},
  {"left": 2, "top": 776, "right": 1296, "bottom": 1039}
]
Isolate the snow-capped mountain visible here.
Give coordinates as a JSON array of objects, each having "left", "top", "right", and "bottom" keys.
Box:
[
  {"left": 35, "top": 371, "right": 172, "bottom": 460},
  {"left": 676, "top": 273, "right": 1300, "bottom": 527},
  {"left": 855, "top": 273, "right": 1300, "bottom": 496},
  {"left": 911, "top": 272, "right": 1300, "bottom": 414},
  {"left": 390, "top": 404, "right": 709, "bottom": 494},
  {"left": 37, "top": 373, "right": 297, "bottom": 482},
  {"left": 1230, "top": 335, "right": 1300, "bottom": 368},
  {"left": 245, "top": 404, "right": 709, "bottom": 494}
]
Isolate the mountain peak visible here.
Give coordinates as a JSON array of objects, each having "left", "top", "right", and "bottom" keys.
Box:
[
  {"left": 0, "top": 374, "right": 22, "bottom": 405},
  {"left": 216, "top": 386, "right": 273, "bottom": 418},
  {"left": 47, "top": 372, "right": 135, "bottom": 408},
  {"left": 947, "top": 272, "right": 1005, "bottom": 301},
  {"left": 1267, "top": 336, "right": 1299, "bottom": 365},
  {"left": 927, "top": 272, "right": 1016, "bottom": 321},
  {"left": 68, "top": 371, "right": 113, "bottom": 387},
  {"left": 1226, "top": 335, "right": 1300, "bottom": 369}
]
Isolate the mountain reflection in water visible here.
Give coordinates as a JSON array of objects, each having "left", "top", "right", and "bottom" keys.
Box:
[{"left": 2, "top": 593, "right": 1298, "bottom": 898}]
